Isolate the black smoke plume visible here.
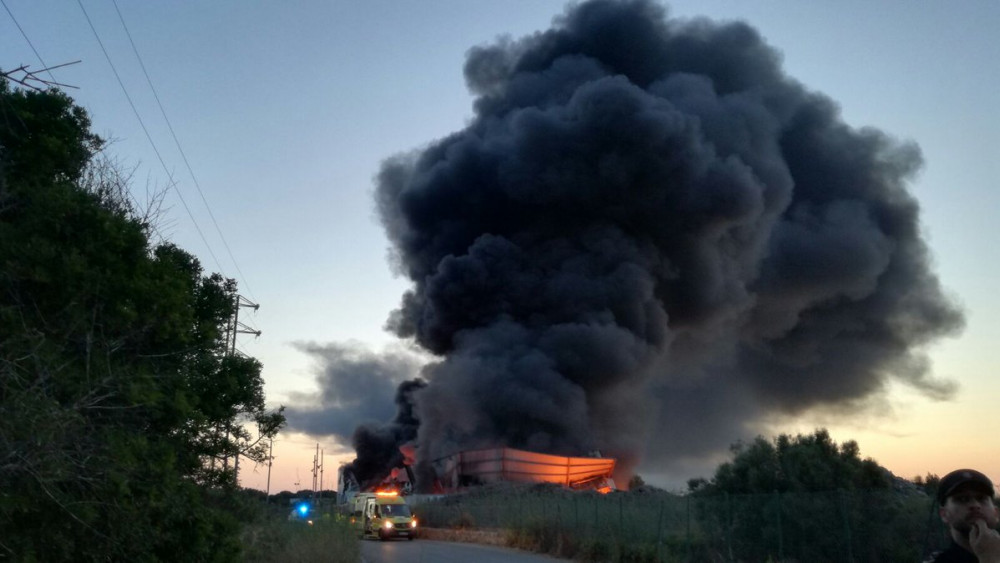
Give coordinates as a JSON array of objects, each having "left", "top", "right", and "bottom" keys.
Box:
[
  {"left": 282, "top": 343, "right": 426, "bottom": 488},
  {"left": 341, "top": 378, "right": 425, "bottom": 491},
  {"left": 369, "top": 0, "right": 962, "bottom": 486}
]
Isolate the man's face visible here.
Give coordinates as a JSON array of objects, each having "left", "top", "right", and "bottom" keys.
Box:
[{"left": 940, "top": 485, "right": 1000, "bottom": 536}]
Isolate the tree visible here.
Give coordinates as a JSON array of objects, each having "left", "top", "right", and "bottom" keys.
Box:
[
  {"left": 627, "top": 474, "right": 646, "bottom": 491},
  {"left": 914, "top": 472, "right": 940, "bottom": 497},
  {"left": 695, "top": 429, "right": 889, "bottom": 496},
  {"left": 688, "top": 430, "right": 927, "bottom": 562},
  {"left": 0, "top": 76, "right": 283, "bottom": 561}
]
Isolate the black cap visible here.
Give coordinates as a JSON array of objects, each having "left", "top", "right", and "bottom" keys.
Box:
[{"left": 937, "top": 469, "right": 995, "bottom": 505}]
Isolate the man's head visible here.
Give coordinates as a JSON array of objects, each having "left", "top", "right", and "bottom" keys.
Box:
[{"left": 938, "top": 469, "right": 999, "bottom": 538}]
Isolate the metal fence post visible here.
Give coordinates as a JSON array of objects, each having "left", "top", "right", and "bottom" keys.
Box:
[
  {"left": 840, "top": 489, "right": 854, "bottom": 563},
  {"left": 921, "top": 496, "right": 939, "bottom": 561},
  {"left": 775, "top": 491, "right": 784, "bottom": 561},
  {"left": 619, "top": 493, "right": 625, "bottom": 539},
  {"left": 726, "top": 492, "right": 734, "bottom": 563},
  {"left": 517, "top": 491, "right": 524, "bottom": 528},
  {"left": 686, "top": 495, "right": 692, "bottom": 562},
  {"left": 656, "top": 500, "right": 665, "bottom": 563},
  {"left": 574, "top": 494, "right": 579, "bottom": 528},
  {"left": 594, "top": 494, "right": 599, "bottom": 529}
]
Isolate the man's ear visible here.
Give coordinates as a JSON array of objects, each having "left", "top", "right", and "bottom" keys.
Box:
[{"left": 939, "top": 505, "right": 948, "bottom": 523}]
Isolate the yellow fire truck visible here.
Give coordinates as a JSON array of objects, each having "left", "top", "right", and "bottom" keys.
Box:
[{"left": 350, "top": 491, "right": 417, "bottom": 541}]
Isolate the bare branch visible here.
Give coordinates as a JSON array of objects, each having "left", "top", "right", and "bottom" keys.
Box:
[
  {"left": 16, "top": 453, "right": 111, "bottom": 541},
  {"left": 1, "top": 62, "right": 81, "bottom": 91}
]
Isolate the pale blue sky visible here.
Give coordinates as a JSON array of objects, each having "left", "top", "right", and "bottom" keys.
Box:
[{"left": 3, "top": 1, "right": 997, "bottom": 492}]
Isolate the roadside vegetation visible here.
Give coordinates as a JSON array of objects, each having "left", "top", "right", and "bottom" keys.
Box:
[
  {"left": 412, "top": 430, "right": 948, "bottom": 563},
  {"left": 240, "top": 504, "right": 358, "bottom": 563},
  {"left": 0, "top": 73, "right": 283, "bottom": 561}
]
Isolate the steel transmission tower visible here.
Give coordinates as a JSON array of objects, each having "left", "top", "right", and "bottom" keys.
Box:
[
  {"left": 226, "top": 294, "right": 260, "bottom": 356},
  {"left": 225, "top": 294, "right": 260, "bottom": 479}
]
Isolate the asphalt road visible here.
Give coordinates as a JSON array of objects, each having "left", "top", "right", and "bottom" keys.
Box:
[{"left": 359, "top": 539, "right": 572, "bottom": 563}]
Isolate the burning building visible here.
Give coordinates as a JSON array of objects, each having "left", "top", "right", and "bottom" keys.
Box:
[
  {"left": 338, "top": 446, "right": 616, "bottom": 502},
  {"left": 309, "top": 0, "right": 963, "bottom": 493},
  {"left": 432, "top": 448, "right": 616, "bottom": 493}
]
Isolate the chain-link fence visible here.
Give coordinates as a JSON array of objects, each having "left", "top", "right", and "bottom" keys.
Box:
[{"left": 411, "top": 486, "right": 946, "bottom": 562}]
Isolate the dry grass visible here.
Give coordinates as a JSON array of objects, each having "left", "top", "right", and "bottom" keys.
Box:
[{"left": 241, "top": 517, "right": 359, "bottom": 563}]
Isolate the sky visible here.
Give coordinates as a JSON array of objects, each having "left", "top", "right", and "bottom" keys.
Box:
[{"left": 2, "top": 0, "right": 998, "bottom": 493}]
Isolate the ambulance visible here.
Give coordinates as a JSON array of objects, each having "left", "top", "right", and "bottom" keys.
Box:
[{"left": 350, "top": 491, "right": 418, "bottom": 540}]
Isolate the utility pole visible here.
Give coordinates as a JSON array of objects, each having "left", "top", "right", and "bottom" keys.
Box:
[
  {"left": 317, "top": 448, "right": 325, "bottom": 509},
  {"left": 311, "top": 444, "right": 319, "bottom": 504},
  {"left": 265, "top": 439, "right": 273, "bottom": 502},
  {"left": 226, "top": 294, "right": 261, "bottom": 356},
  {"left": 222, "top": 294, "right": 260, "bottom": 480}
]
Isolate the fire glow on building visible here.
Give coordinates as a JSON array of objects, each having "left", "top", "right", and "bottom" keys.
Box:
[{"left": 325, "top": 0, "right": 962, "bottom": 495}]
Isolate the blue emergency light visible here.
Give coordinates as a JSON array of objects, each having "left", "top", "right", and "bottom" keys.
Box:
[{"left": 296, "top": 503, "right": 309, "bottom": 516}]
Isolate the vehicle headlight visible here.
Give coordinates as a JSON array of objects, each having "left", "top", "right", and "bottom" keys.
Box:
[
  {"left": 410, "top": 519, "right": 418, "bottom": 528},
  {"left": 384, "top": 520, "right": 394, "bottom": 530}
]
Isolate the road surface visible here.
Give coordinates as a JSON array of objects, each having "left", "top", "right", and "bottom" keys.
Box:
[{"left": 360, "top": 538, "right": 571, "bottom": 563}]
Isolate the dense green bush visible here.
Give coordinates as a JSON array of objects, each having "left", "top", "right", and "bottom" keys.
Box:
[
  {"left": 0, "top": 76, "right": 283, "bottom": 560},
  {"left": 409, "top": 431, "right": 940, "bottom": 562}
]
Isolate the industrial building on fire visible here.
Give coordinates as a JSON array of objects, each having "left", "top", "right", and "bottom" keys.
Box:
[{"left": 338, "top": 447, "right": 616, "bottom": 504}]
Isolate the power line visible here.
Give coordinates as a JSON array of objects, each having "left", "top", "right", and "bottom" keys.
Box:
[
  {"left": 0, "top": 0, "right": 56, "bottom": 83},
  {"left": 110, "top": 0, "right": 256, "bottom": 301},
  {"left": 2, "top": 2, "right": 163, "bottom": 241},
  {"left": 7, "top": 3, "right": 255, "bottom": 300},
  {"left": 75, "top": 0, "right": 227, "bottom": 278}
]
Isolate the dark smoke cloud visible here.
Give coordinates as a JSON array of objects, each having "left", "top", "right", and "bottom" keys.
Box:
[
  {"left": 283, "top": 342, "right": 424, "bottom": 442},
  {"left": 372, "top": 0, "right": 963, "bottom": 483},
  {"left": 344, "top": 378, "right": 426, "bottom": 490},
  {"left": 283, "top": 342, "right": 427, "bottom": 488}
]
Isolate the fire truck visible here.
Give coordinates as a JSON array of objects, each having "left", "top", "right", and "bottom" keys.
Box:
[{"left": 350, "top": 491, "right": 418, "bottom": 541}]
